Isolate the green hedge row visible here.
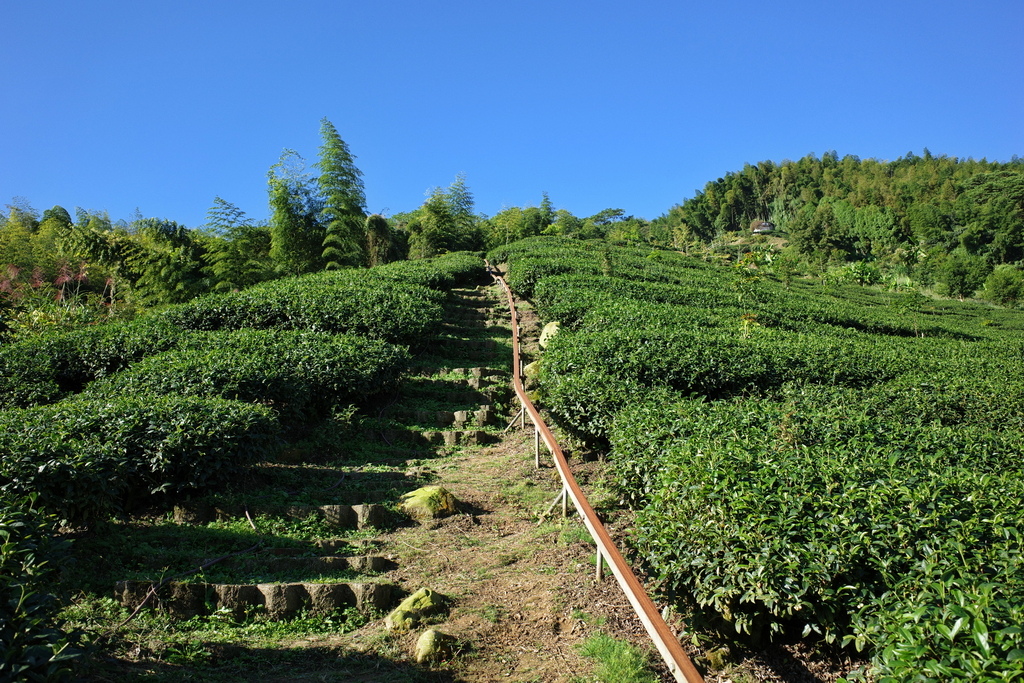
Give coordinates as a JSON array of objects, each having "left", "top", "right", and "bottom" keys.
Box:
[
  {"left": 0, "top": 317, "right": 184, "bottom": 409},
  {"left": 369, "top": 251, "right": 485, "bottom": 289},
  {"left": 0, "top": 322, "right": 412, "bottom": 415},
  {"left": 84, "top": 330, "right": 409, "bottom": 423},
  {"left": 493, "top": 238, "right": 996, "bottom": 340},
  {"left": 610, "top": 390, "right": 1024, "bottom": 676},
  {"left": 532, "top": 274, "right": 741, "bottom": 330},
  {"left": 0, "top": 260, "right": 451, "bottom": 409},
  {"left": 492, "top": 236, "right": 1024, "bottom": 679},
  {"left": 539, "top": 326, "right": 909, "bottom": 441},
  {"left": 0, "top": 395, "right": 279, "bottom": 525},
  {"left": 157, "top": 269, "right": 444, "bottom": 343}
]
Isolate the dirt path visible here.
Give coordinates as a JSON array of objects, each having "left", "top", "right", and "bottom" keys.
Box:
[{"left": 313, "top": 281, "right": 681, "bottom": 682}]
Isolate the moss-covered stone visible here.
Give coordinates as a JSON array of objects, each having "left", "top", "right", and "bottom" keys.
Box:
[
  {"left": 385, "top": 588, "right": 449, "bottom": 631},
  {"left": 399, "top": 485, "right": 458, "bottom": 522},
  {"left": 705, "top": 645, "right": 732, "bottom": 670},
  {"left": 414, "top": 628, "right": 459, "bottom": 663}
]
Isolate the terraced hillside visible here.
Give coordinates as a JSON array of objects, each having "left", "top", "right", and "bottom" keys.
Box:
[{"left": 3, "top": 258, "right": 684, "bottom": 682}]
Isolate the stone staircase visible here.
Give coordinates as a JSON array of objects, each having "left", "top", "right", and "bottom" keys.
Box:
[{"left": 113, "top": 281, "right": 511, "bottom": 625}]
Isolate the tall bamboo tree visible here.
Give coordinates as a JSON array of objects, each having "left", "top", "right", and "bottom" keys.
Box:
[
  {"left": 204, "top": 197, "right": 274, "bottom": 291},
  {"left": 317, "top": 118, "right": 366, "bottom": 269},
  {"left": 268, "top": 150, "right": 323, "bottom": 275}
]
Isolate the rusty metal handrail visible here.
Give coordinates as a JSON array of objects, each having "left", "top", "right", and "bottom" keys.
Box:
[{"left": 487, "top": 264, "right": 704, "bottom": 683}]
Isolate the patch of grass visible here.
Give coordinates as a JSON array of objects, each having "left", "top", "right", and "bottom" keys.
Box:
[
  {"left": 571, "top": 610, "right": 606, "bottom": 627},
  {"left": 577, "top": 632, "right": 660, "bottom": 683},
  {"left": 63, "top": 512, "right": 390, "bottom": 592},
  {"left": 83, "top": 641, "right": 439, "bottom": 683},
  {"left": 496, "top": 551, "right": 519, "bottom": 566},
  {"left": 64, "top": 596, "right": 381, "bottom": 676},
  {"left": 558, "top": 524, "right": 594, "bottom": 546},
  {"left": 535, "top": 521, "right": 561, "bottom": 537},
  {"left": 476, "top": 604, "right": 505, "bottom": 623},
  {"left": 500, "top": 478, "right": 552, "bottom": 510}
]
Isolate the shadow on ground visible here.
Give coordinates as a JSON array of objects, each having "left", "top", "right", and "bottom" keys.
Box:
[{"left": 81, "top": 645, "right": 465, "bottom": 683}]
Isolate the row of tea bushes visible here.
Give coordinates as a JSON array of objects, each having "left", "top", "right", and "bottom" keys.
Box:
[
  {"left": 496, "top": 239, "right": 1004, "bottom": 340},
  {"left": 85, "top": 330, "right": 408, "bottom": 425},
  {"left": 0, "top": 317, "right": 183, "bottom": 408},
  {"left": 531, "top": 274, "right": 742, "bottom": 330},
  {"left": 0, "top": 321, "right": 411, "bottom": 413},
  {"left": 0, "top": 254, "right": 485, "bottom": 522},
  {"left": 157, "top": 270, "right": 444, "bottom": 343},
  {"left": 0, "top": 330, "right": 411, "bottom": 523},
  {"left": 157, "top": 252, "right": 486, "bottom": 340},
  {"left": 538, "top": 325, "right": 911, "bottom": 441},
  {"left": 531, "top": 268, "right": 975, "bottom": 343},
  {"left": 0, "top": 395, "right": 278, "bottom": 524},
  {"left": 369, "top": 251, "right": 486, "bottom": 290},
  {"left": 0, "top": 255, "right": 487, "bottom": 409},
  {"left": 610, "top": 390, "right": 1024, "bottom": 676},
  {"left": 491, "top": 237, "right": 1024, "bottom": 679}
]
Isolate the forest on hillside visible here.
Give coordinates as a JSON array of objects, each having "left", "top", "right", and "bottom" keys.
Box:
[{"left": 650, "top": 151, "right": 1024, "bottom": 301}]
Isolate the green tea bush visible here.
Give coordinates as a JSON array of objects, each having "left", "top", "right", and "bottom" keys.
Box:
[
  {"left": 0, "top": 341, "right": 64, "bottom": 409},
  {"left": 532, "top": 275, "right": 739, "bottom": 330},
  {"left": 540, "top": 326, "right": 908, "bottom": 442},
  {"left": 610, "top": 391, "right": 1024, "bottom": 673},
  {"left": 506, "top": 256, "right": 602, "bottom": 298},
  {"left": 85, "top": 330, "right": 409, "bottom": 423},
  {"left": 0, "top": 396, "right": 279, "bottom": 524},
  {"left": 370, "top": 251, "right": 485, "bottom": 289},
  {"left": 853, "top": 557, "right": 1024, "bottom": 679},
  {"left": 0, "top": 495, "right": 84, "bottom": 682},
  {"left": 0, "top": 317, "right": 185, "bottom": 409},
  {"left": 157, "top": 271, "right": 443, "bottom": 344},
  {"left": 495, "top": 237, "right": 1024, "bottom": 677},
  {"left": 487, "top": 235, "right": 586, "bottom": 266},
  {"left": 489, "top": 239, "right": 605, "bottom": 297},
  {"left": 0, "top": 253, "right": 482, "bottom": 410}
]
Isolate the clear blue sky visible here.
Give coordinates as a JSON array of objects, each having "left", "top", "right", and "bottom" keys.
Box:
[{"left": 2, "top": 0, "right": 1021, "bottom": 228}]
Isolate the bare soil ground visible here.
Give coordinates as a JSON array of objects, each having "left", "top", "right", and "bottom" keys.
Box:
[{"left": 345, "top": 429, "right": 669, "bottom": 682}]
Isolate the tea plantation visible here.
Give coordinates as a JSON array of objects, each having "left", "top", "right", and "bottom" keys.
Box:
[
  {"left": 0, "top": 252, "right": 484, "bottom": 680},
  {"left": 491, "top": 237, "right": 1024, "bottom": 680}
]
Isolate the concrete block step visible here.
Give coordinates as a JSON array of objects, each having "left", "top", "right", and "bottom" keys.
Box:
[
  {"left": 419, "top": 430, "right": 499, "bottom": 447},
  {"left": 398, "top": 404, "right": 497, "bottom": 428},
  {"left": 173, "top": 503, "right": 388, "bottom": 529},
  {"left": 115, "top": 580, "right": 396, "bottom": 619}
]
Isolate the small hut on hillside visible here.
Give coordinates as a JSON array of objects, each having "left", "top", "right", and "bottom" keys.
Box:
[{"left": 750, "top": 220, "right": 775, "bottom": 234}]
